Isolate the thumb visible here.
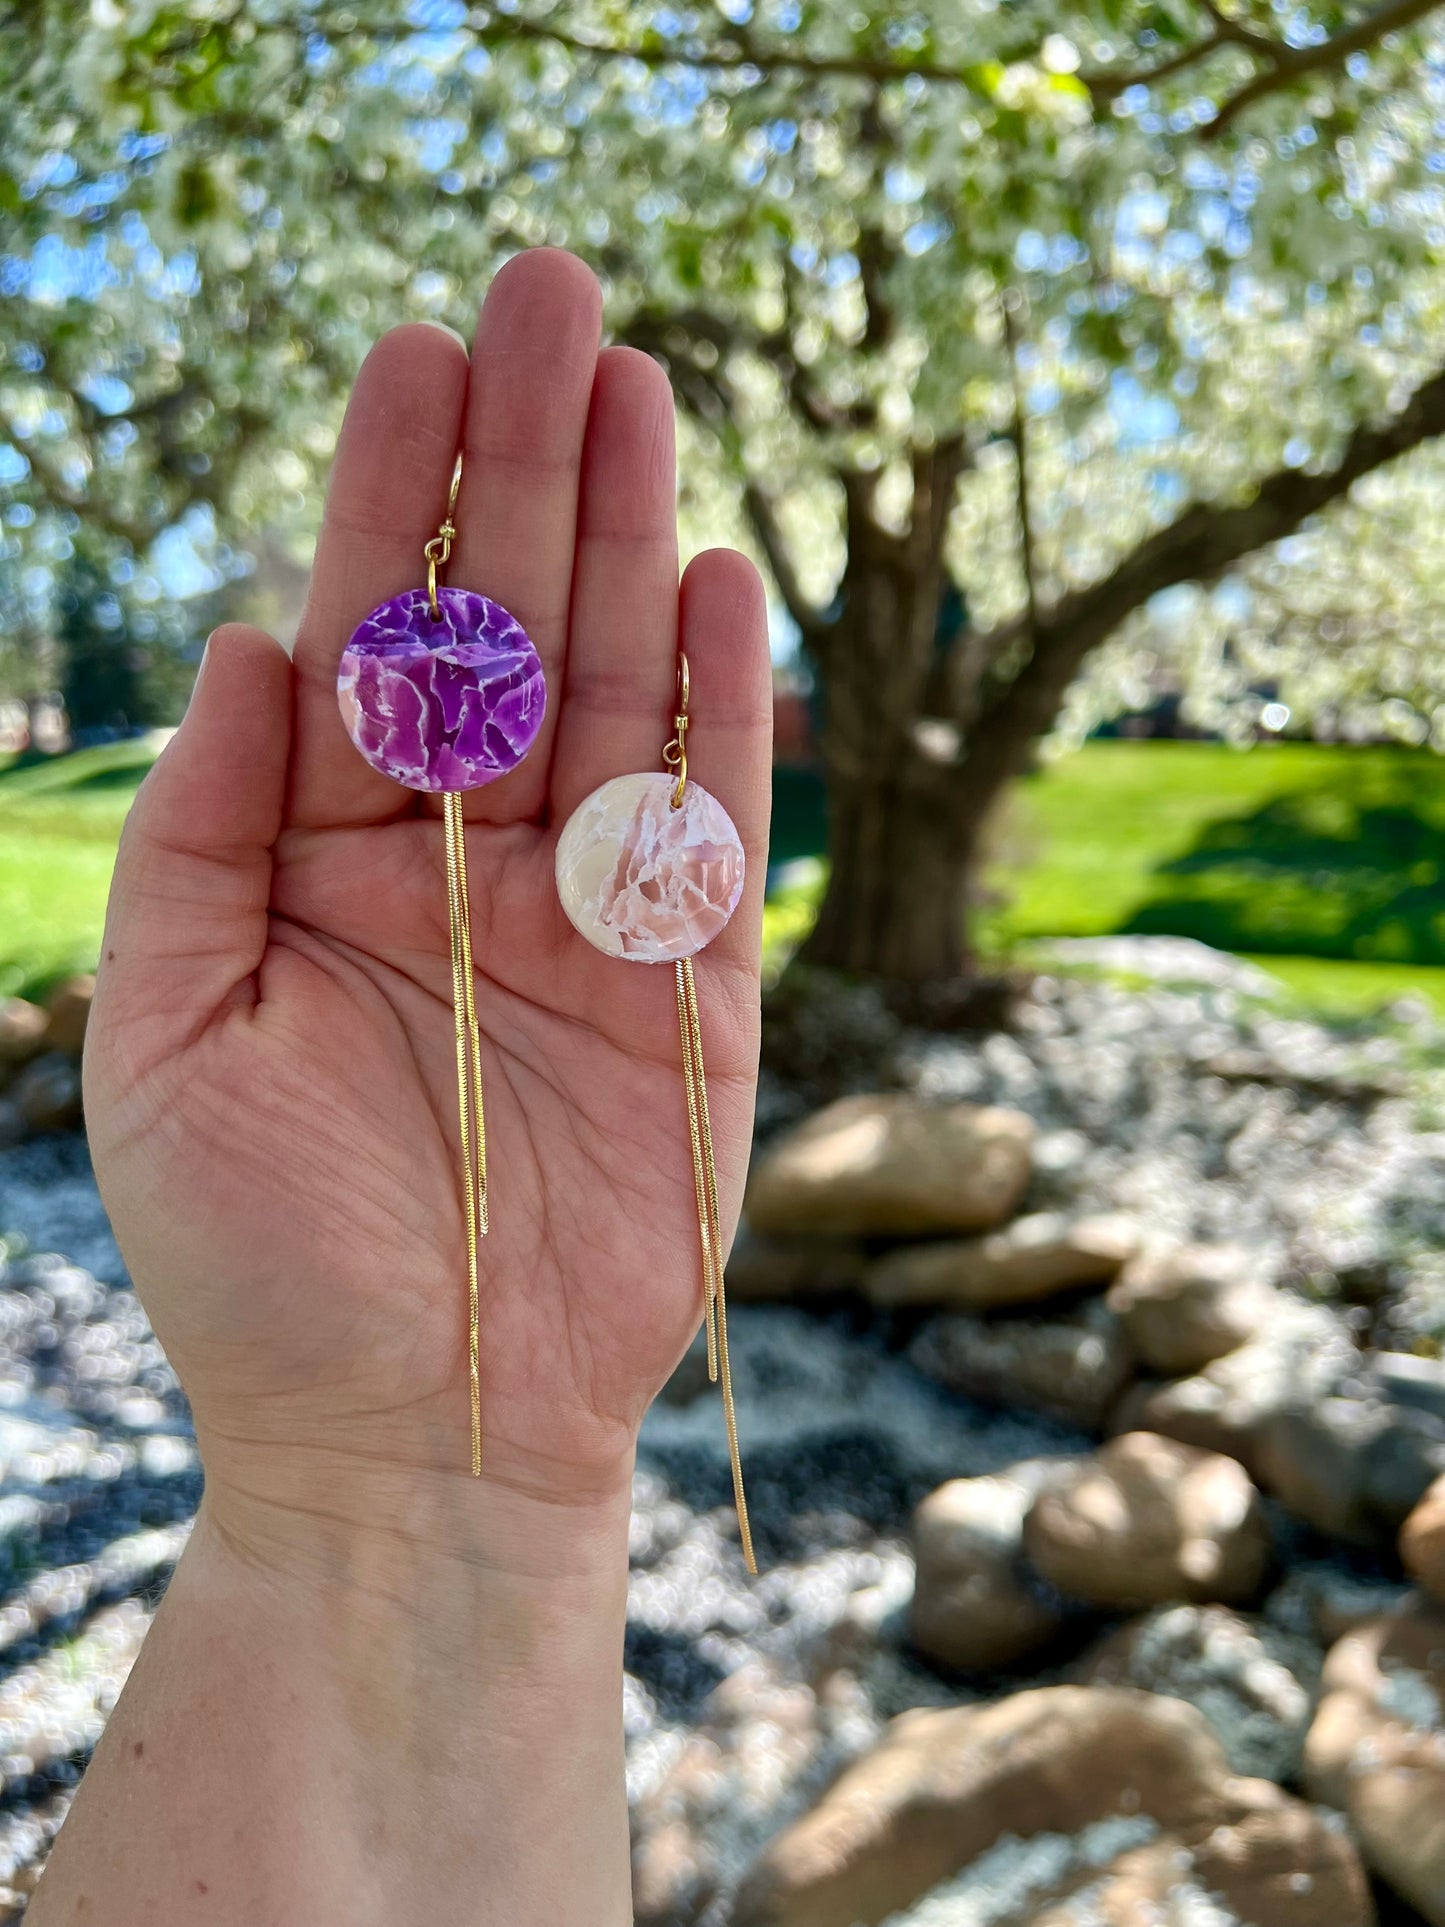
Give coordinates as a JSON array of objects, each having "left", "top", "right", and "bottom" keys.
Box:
[{"left": 91, "top": 623, "right": 293, "bottom": 1064}]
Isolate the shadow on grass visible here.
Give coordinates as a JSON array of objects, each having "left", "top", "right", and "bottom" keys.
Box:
[
  {"left": 1124, "top": 755, "right": 1445, "bottom": 964},
  {"left": 40, "top": 764, "right": 149, "bottom": 793},
  {"left": 0, "top": 745, "right": 156, "bottom": 797}
]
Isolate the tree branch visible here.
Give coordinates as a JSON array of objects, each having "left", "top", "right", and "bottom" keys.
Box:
[
  {"left": 1002, "top": 300, "right": 1039, "bottom": 642},
  {"left": 1205, "top": 0, "right": 1441, "bottom": 134},
  {"left": 461, "top": 0, "right": 1443, "bottom": 132},
  {"left": 619, "top": 312, "right": 833, "bottom": 641},
  {"left": 1084, "top": 30, "right": 1231, "bottom": 104},
  {"left": 962, "top": 358, "right": 1445, "bottom": 791},
  {"left": 460, "top": 12, "right": 998, "bottom": 92},
  {"left": 1086, "top": 0, "right": 1442, "bottom": 129},
  {"left": 741, "top": 482, "right": 832, "bottom": 644},
  {"left": 12, "top": 429, "right": 154, "bottom": 551}
]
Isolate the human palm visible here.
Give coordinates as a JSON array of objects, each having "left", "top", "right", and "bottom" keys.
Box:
[{"left": 83, "top": 252, "right": 770, "bottom": 1537}]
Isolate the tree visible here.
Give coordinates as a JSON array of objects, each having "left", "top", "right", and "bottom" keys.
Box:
[
  {"left": 8, "top": 0, "right": 1445, "bottom": 978},
  {"left": 55, "top": 544, "right": 141, "bottom": 731}
]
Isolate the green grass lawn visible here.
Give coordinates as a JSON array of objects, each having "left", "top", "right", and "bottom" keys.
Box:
[
  {"left": 978, "top": 741, "right": 1445, "bottom": 1014},
  {"left": 8, "top": 736, "right": 1445, "bottom": 1018},
  {"left": 0, "top": 740, "right": 162, "bottom": 999}
]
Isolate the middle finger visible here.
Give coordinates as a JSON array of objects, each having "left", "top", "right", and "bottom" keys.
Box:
[{"left": 441, "top": 247, "right": 603, "bottom": 825}]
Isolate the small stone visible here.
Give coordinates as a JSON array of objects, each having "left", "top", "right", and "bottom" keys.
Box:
[
  {"left": 724, "top": 1227, "right": 867, "bottom": 1302},
  {"left": 1401, "top": 1472, "right": 1445, "bottom": 1604},
  {"left": 1023, "top": 1432, "right": 1271, "bottom": 1609},
  {"left": 1256, "top": 1394, "right": 1445, "bottom": 1545},
  {"left": 745, "top": 1095, "right": 1033, "bottom": 1239},
  {"left": 1122, "top": 1305, "right": 1356, "bottom": 1475},
  {"left": 1078, "top": 1603, "right": 1319, "bottom": 1780},
  {"left": 337, "top": 585, "right": 545, "bottom": 791},
  {"left": 910, "top": 1462, "right": 1071, "bottom": 1672},
  {"left": 867, "top": 1212, "right": 1140, "bottom": 1311},
  {"left": 657, "top": 1342, "right": 713, "bottom": 1407},
  {"left": 555, "top": 772, "right": 744, "bottom": 963},
  {"left": 1305, "top": 1599, "right": 1445, "bottom": 1924},
  {"left": 1375, "top": 1351, "right": 1445, "bottom": 1425},
  {"left": 911, "top": 1298, "right": 1134, "bottom": 1433},
  {"left": 9, "top": 1055, "right": 82, "bottom": 1135},
  {"left": 632, "top": 1818, "right": 713, "bottom": 1926},
  {"left": 0, "top": 999, "right": 47, "bottom": 1068},
  {"left": 41, "top": 976, "right": 94, "bottom": 1058},
  {"left": 1107, "top": 1245, "right": 1276, "bottom": 1375}
]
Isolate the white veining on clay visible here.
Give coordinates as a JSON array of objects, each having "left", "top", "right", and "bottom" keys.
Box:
[{"left": 555, "top": 771, "right": 745, "bottom": 963}]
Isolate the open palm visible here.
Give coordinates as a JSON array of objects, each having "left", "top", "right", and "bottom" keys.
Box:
[{"left": 82, "top": 252, "right": 770, "bottom": 1551}]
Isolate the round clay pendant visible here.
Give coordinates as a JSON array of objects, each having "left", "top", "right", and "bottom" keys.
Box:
[
  {"left": 555, "top": 771, "right": 745, "bottom": 963},
  {"left": 337, "top": 585, "right": 545, "bottom": 792}
]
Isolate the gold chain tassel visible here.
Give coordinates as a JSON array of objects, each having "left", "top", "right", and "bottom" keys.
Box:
[
  {"left": 443, "top": 790, "right": 487, "bottom": 1476},
  {"left": 677, "top": 956, "right": 756, "bottom": 1575},
  {"left": 677, "top": 962, "right": 720, "bottom": 1382}
]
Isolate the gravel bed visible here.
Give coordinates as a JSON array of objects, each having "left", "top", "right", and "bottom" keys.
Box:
[{"left": 0, "top": 950, "right": 1441, "bottom": 1916}]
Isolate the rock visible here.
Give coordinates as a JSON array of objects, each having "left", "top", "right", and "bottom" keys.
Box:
[
  {"left": 1079, "top": 1603, "right": 1319, "bottom": 1780},
  {"left": 745, "top": 1095, "right": 1033, "bottom": 1239},
  {"left": 632, "top": 1816, "right": 714, "bottom": 1925},
  {"left": 1305, "top": 1599, "right": 1445, "bottom": 1924},
  {"left": 1023, "top": 1433, "right": 1270, "bottom": 1609},
  {"left": 723, "top": 1227, "right": 867, "bottom": 1302},
  {"left": 733, "top": 1685, "right": 1370, "bottom": 1927},
  {"left": 867, "top": 1212, "right": 1140, "bottom": 1311},
  {"left": 1402, "top": 1474, "right": 1445, "bottom": 1604},
  {"left": 1376, "top": 1351, "right": 1445, "bottom": 1425},
  {"left": 1121, "top": 1305, "right": 1357, "bottom": 1474},
  {"left": 1173, "top": 1798, "right": 1372, "bottom": 1927},
  {"left": 1027, "top": 1842, "right": 1194, "bottom": 1927},
  {"left": 8, "top": 1055, "right": 83, "bottom": 1135},
  {"left": 41, "top": 975, "right": 94, "bottom": 1057},
  {"left": 0, "top": 1100, "right": 24, "bottom": 1151},
  {"left": 1268, "top": 1565, "right": 1416, "bottom": 1648},
  {"left": 1256, "top": 1393, "right": 1445, "bottom": 1546},
  {"left": 1030, "top": 1803, "right": 1370, "bottom": 1927},
  {"left": 630, "top": 1732, "right": 724, "bottom": 1925},
  {"left": 1106, "top": 1245, "right": 1277, "bottom": 1376},
  {"left": 910, "top": 1297, "right": 1134, "bottom": 1432},
  {"left": 0, "top": 998, "right": 47, "bottom": 1070},
  {"left": 657, "top": 1342, "right": 714, "bottom": 1407},
  {"left": 909, "top": 1462, "right": 1071, "bottom": 1672}
]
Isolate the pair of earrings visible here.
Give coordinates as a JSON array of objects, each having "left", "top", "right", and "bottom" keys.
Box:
[{"left": 336, "top": 460, "right": 756, "bottom": 1573}]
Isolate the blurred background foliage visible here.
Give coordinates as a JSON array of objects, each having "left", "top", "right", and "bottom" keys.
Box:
[{"left": 5, "top": 0, "right": 1445, "bottom": 996}]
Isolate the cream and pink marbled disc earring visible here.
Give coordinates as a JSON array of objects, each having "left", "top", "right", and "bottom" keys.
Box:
[
  {"left": 554, "top": 770, "right": 744, "bottom": 962},
  {"left": 554, "top": 657, "right": 756, "bottom": 1573}
]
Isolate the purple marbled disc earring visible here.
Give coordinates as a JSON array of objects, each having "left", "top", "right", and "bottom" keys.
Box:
[
  {"left": 338, "top": 585, "right": 545, "bottom": 792},
  {"left": 331, "top": 455, "right": 543, "bottom": 1483}
]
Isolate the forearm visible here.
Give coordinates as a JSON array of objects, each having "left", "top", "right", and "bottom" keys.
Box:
[{"left": 29, "top": 1463, "right": 635, "bottom": 1927}]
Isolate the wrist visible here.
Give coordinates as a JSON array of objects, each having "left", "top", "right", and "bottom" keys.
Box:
[
  {"left": 200, "top": 1432, "right": 635, "bottom": 1588},
  {"left": 35, "top": 1477, "right": 636, "bottom": 1926},
  {"left": 187, "top": 1466, "right": 632, "bottom": 1719}
]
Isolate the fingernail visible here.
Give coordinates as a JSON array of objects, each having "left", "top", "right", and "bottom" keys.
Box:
[{"left": 418, "top": 317, "right": 469, "bottom": 351}]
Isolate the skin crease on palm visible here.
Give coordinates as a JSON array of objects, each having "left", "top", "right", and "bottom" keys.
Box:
[{"left": 81, "top": 244, "right": 772, "bottom": 1562}]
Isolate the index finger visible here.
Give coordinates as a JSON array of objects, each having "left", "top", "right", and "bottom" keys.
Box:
[{"left": 287, "top": 322, "right": 469, "bottom": 831}]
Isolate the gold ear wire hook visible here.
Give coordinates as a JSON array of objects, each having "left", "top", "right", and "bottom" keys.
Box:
[
  {"left": 425, "top": 453, "right": 464, "bottom": 619},
  {"left": 662, "top": 651, "right": 691, "bottom": 809}
]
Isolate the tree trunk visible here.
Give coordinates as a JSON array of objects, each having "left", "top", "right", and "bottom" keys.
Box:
[
  {"left": 804, "top": 758, "right": 980, "bottom": 979},
  {"left": 799, "top": 455, "right": 1030, "bottom": 983}
]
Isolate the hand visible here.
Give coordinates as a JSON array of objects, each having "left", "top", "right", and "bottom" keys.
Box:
[{"left": 83, "top": 248, "right": 771, "bottom": 1570}]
